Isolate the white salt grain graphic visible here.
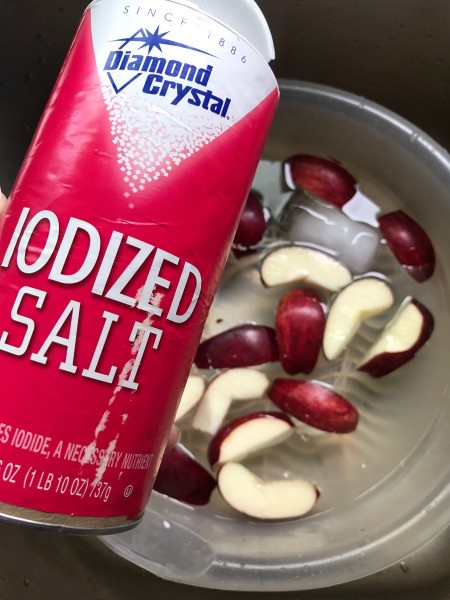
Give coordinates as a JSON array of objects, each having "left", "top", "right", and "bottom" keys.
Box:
[{"left": 101, "top": 83, "right": 229, "bottom": 195}]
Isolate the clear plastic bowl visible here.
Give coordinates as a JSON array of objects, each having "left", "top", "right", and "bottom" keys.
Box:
[{"left": 102, "top": 81, "right": 450, "bottom": 592}]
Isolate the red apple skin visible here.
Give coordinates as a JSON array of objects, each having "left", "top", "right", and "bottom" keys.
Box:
[
  {"left": 207, "top": 411, "right": 294, "bottom": 467},
  {"left": 154, "top": 445, "right": 216, "bottom": 506},
  {"left": 232, "top": 191, "right": 267, "bottom": 257},
  {"left": 378, "top": 211, "right": 435, "bottom": 282},
  {"left": 275, "top": 289, "right": 326, "bottom": 375},
  {"left": 269, "top": 378, "right": 359, "bottom": 433},
  {"left": 358, "top": 298, "right": 434, "bottom": 378},
  {"left": 195, "top": 324, "right": 279, "bottom": 369},
  {"left": 283, "top": 154, "right": 357, "bottom": 207}
]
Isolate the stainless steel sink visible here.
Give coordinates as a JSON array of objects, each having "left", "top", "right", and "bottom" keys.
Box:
[
  {"left": 0, "top": 1, "right": 448, "bottom": 597},
  {"left": 0, "top": 521, "right": 448, "bottom": 598}
]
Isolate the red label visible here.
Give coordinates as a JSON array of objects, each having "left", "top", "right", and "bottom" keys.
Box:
[{"left": 0, "top": 6, "right": 278, "bottom": 520}]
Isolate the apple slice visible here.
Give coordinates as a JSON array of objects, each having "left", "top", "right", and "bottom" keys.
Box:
[
  {"left": 194, "top": 324, "right": 279, "bottom": 369},
  {"left": 269, "top": 378, "right": 359, "bottom": 433},
  {"left": 275, "top": 288, "right": 326, "bottom": 375},
  {"left": 378, "top": 210, "right": 435, "bottom": 282},
  {"left": 358, "top": 297, "right": 434, "bottom": 377},
  {"left": 207, "top": 411, "right": 294, "bottom": 468},
  {"left": 260, "top": 246, "right": 352, "bottom": 291},
  {"left": 232, "top": 191, "right": 267, "bottom": 257},
  {"left": 192, "top": 368, "right": 270, "bottom": 435},
  {"left": 154, "top": 444, "right": 216, "bottom": 506},
  {"left": 323, "top": 277, "right": 394, "bottom": 361},
  {"left": 175, "top": 375, "right": 206, "bottom": 422},
  {"left": 218, "top": 462, "right": 319, "bottom": 520},
  {"left": 283, "top": 154, "right": 357, "bottom": 207}
]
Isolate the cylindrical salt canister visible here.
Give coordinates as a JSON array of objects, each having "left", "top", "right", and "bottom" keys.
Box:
[{"left": 0, "top": 0, "right": 278, "bottom": 531}]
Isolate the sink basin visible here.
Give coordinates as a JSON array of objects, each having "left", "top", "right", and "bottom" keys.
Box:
[{"left": 0, "top": 0, "right": 448, "bottom": 597}]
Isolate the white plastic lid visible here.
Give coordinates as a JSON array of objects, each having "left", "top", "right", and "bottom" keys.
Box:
[{"left": 175, "top": 0, "right": 275, "bottom": 62}]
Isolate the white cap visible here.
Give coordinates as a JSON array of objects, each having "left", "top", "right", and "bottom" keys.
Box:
[{"left": 176, "top": 0, "right": 275, "bottom": 62}]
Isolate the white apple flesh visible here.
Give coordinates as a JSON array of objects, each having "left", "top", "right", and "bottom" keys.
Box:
[
  {"left": 192, "top": 368, "right": 270, "bottom": 435},
  {"left": 175, "top": 376, "right": 206, "bottom": 422},
  {"left": 260, "top": 245, "right": 352, "bottom": 291},
  {"left": 323, "top": 277, "right": 394, "bottom": 361},
  {"left": 218, "top": 462, "right": 319, "bottom": 520},
  {"left": 207, "top": 411, "right": 294, "bottom": 468},
  {"left": 278, "top": 193, "right": 381, "bottom": 275},
  {"left": 358, "top": 297, "right": 434, "bottom": 377}
]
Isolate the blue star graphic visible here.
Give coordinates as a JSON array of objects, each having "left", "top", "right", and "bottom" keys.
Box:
[{"left": 112, "top": 26, "right": 216, "bottom": 57}]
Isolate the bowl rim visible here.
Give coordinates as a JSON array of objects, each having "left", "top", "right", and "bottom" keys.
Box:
[
  {"left": 103, "top": 80, "right": 450, "bottom": 592},
  {"left": 277, "top": 79, "right": 450, "bottom": 172}
]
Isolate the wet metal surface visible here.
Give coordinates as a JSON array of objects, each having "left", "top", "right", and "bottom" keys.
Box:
[{"left": 0, "top": 522, "right": 448, "bottom": 599}]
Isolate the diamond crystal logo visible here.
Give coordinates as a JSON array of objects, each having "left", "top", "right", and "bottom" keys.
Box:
[
  {"left": 103, "top": 26, "right": 231, "bottom": 119},
  {"left": 100, "top": 26, "right": 232, "bottom": 193}
]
